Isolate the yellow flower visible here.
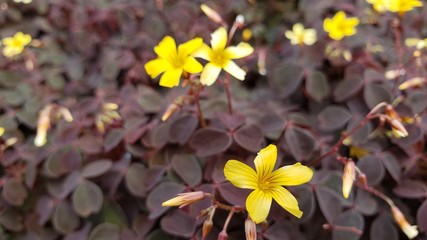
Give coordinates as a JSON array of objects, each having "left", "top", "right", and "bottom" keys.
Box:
[
  {"left": 367, "top": 0, "right": 389, "bottom": 12},
  {"left": 323, "top": 11, "right": 359, "bottom": 41},
  {"left": 145, "top": 36, "right": 203, "bottom": 88},
  {"left": 2, "top": 32, "right": 32, "bottom": 58},
  {"left": 285, "top": 23, "right": 317, "bottom": 46},
  {"left": 13, "top": 0, "right": 32, "bottom": 3},
  {"left": 405, "top": 38, "right": 427, "bottom": 50},
  {"left": 387, "top": 0, "right": 423, "bottom": 14},
  {"left": 193, "top": 27, "right": 254, "bottom": 86},
  {"left": 224, "top": 144, "right": 313, "bottom": 223}
]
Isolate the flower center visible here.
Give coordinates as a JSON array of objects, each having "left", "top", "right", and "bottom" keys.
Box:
[
  {"left": 258, "top": 180, "right": 271, "bottom": 190},
  {"left": 211, "top": 51, "right": 227, "bottom": 67}
]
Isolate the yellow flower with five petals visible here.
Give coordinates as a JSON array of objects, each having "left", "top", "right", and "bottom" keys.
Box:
[
  {"left": 145, "top": 36, "right": 203, "bottom": 88},
  {"left": 323, "top": 11, "right": 359, "bottom": 41},
  {"left": 366, "top": 0, "right": 389, "bottom": 12},
  {"left": 224, "top": 144, "right": 313, "bottom": 223},
  {"left": 387, "top": 0, "right": 423, "bottom": 14},
  {"left": 1, "top": 32, "right": 32, "bottom": 58},
  {"left": 285, "top": 23, "right": 317, "bottom": 46},
  {"left": 193, "top": 27, "right": 254, "bottom": 86}
]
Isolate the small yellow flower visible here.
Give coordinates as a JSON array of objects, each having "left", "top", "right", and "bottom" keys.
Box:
[
  {"left": 224, "top": 144, "right": 313, "bottom": 223},
  {"left": 193, "top": 27, "right": 254, "bottom": 86},
  {"left": 285, "top": 23, "right": 317, "bottom": 46},
  {"left": 366, "top": 0, "right": 389, "bottom": 12},
  {"left": 323, "top": 11, "right": 359, "bottom": 41},
  {"left": 387, "top": 0, "right": 423, "bottom": 14},
  {"left": 405, "top": 38, "right": 427, "bottom": 50},
  {"left": 13, "top": 0, "right": 32, "bottom": 3},
  {"left": 145, "top": 36, "right": 203, "bottom": 88},
  {"left": 2, "top": 32, "right": 32, "bottom": 58}
]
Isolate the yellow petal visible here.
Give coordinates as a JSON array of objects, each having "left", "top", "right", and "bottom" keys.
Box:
[
  {"left": 246, "top": 189, "right": 272, "bottom": 224},
  {"left": 199, "top": 63, "right": 221, "bottom": 86},
  {"left": 154, "top": 36, "right": 177, "bottom": 60},
  {"left": 183, "top": 56, "right": 203, "bottom": 74},
  {"left": 159, "top": 68, "right": 183, "bottom": 88},
  {"left": 270, "top": 187, "right": 302, "bottom": 218},
  {"left": 269, "top": 162, "right": 313, "bottom": 186},
  {"left": 144, "top": 58, "right": 172, "bottom": 78},
  {"left": 178, "top": 38, "right": 203, "bottom": 58},
  {"left": 224, "top": 42, "right": 254, "bottom": 59},
  {"left": 254, "top": 144, "right": 277, "bottom": 180},
  {"left": 223, "top": 60, "right": 246, "bottom": 80},
  {"left": 192, "top": 43, "right": 213, "bottom": 61},
  {"left": 224, "top": 160, "right": 258, "bottom": 189},
  {"left": 293, "top": 23, "right": 305, "bottom": 35},
  {"left": 211, "top": 27, "right": 228, "bottom": 52},
  {"left": 323, "top": 18, "right": 332, "bottom": 32}
]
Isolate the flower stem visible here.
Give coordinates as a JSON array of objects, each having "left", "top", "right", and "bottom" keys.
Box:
[
  {"left": 193, "top": 85, "right": 206, "bottom": 127},
  {"left": 224, "top": 76, "right": 233, "bottom": 114}
]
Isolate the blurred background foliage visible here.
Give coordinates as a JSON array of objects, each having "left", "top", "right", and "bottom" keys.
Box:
[{"left": 0, "top": 0, "right": 426, "bottom": 239}]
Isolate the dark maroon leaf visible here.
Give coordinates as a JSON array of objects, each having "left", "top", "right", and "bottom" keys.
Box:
[
  {"left": 36, "top": 196, "right": 54, "bottom": 226},
  {"left": 354, "top": 189, "right": 378, "bottom": 216},
  {"left": 315, "top": 186, "right": 342, "bottom": 223},
  {"left": 218, "top": 182, "right": 249, "bottom": 206},
  {"left": 405, "top": 90, "right": 427, "bottom": 114},
  {"left": 72, "top": 180, "right": 104, "bottom": 217},
  {"left": 47, "top": 171, "right": 81, "bottom": 199},
  {"left": 293, "top": 185, "right": 316, "bottom": 223},
  {"left": 393, "top": 124, "right": 424, "bottom": 146},
  {"left": 125, "top": 163, "right": 147, "bottom": 198},
  {"left": 357, "top": 155, "right": 385, "bottom": 186},
  {"left": 64, "top": 224, "right": 92, "bottom": 240},
  {"left": 377, "top": 152, "right": 400, "bottom": 182},
  {"left": 393, "top": 180, "right": 427, "bottom": 198},
  {"left": 79, "top": 134, "right": 103, "bottom": 154},
  {"left": 43, "top": 148, "right": 82, "bottom": 178},
  {"left": 160, "top": 210, "right": 196, "bottom": 238},
  {"left": 270, "top": 63, "right": 304, "bottom": 97},
  {"left": 306, "top": 70, "right": 330, "bottom": 102},
  {"left": 52, "top": 201, "right": 80, "bottom": 234},
  {"left": 189, "top": 128, "right": 232, "bottom": 157},
  {"left": 332, "top": 210, "right": 364, "bottom": 240},
  {"left": 2, "top": 178, "right": 28, "bottom": 206},
  {"left": 171, "top": 154, "right": 202, "bottom": 187},
  {"left": 0, "top": 209, "right": 23, "bottom": 232},
  {"left": 88, "top": 223, "right": 120, "bottom": 240},
  {"left": 317, "top": 105, "right": 352, "bottom": 131},
  {"left": 169, "top": 114, "right": 198, "bottom": 145},
  {"left": 417, "top": 199, "right": 427, "bottom": 232},
  {"left": 363, "top": 83, "right": 392, "bottom": 109},
  {"left": 216, "top": 112, "right": 246, "bottom": 131},
  {"left": 104, "top": 129, "right": 124, "bottom": 152},
  {"left": 333, "top": 75, "right": 364, "bottom": 102},
  {"left": 233, "top": 124, "right": 264, "bottom": 152},
  {"left": 81, "top": 159, "right": 113, "bottom": 178},
  {"left": 370, "top": 215, "right": 398, "bottom": 240},
  {"left": 133, "top": 214, "right": 156, "bottom": 237},
  {"left": 285, "top": 126, "right": 319, "bottom": 161}
]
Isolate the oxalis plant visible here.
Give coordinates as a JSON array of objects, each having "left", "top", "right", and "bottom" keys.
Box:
[{"left": 0, "top": 0, "right": 427, "bottom": 240}]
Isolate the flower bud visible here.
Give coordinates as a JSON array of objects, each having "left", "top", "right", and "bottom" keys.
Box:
[
  {"left": 218, "top": 231, "right": 228, "bottom": 240},
  {"left": 391, "top": 205, "right": 419, "bottom": 239},
  {"left": 245, "top": 218, "right": 257, "bottom": 240},
  {"left": 342, "top": 160, "right": 355, "bottom": 199},
  {"left": 200, "top": 4, "right": 224, "bottom": 25},
  {"left": 162, "top": 191, "right": 205, "bottom": 208},
  {"left": 358, "top": 173, "right": 368, "bottom": 187},
  {"left": 162, "top": 103, "right": 179, "bottom": 121},
  {"left": 399, "top": 77, "right": 424, "bottom": 90},
  {"left": 202, "top": 218, "right": 213, "bottom": 240},
  {"left": 35, "top": 110, "right": 51, "bottom": 147},
  {"left": 389, "top": 119, "right": 408, "bottom": 138}
]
